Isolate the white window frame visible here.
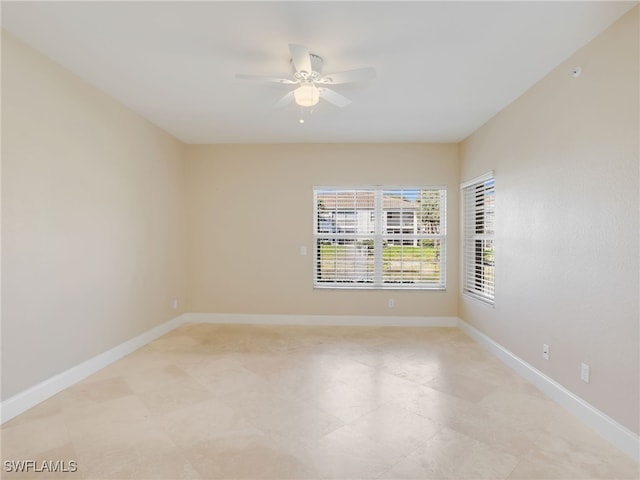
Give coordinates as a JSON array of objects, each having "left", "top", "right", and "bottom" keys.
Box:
[
  {"left": 313, "top": 186, "right": 447, "bottom": 290},
  {"left": 461, "top": 172, "right": 495, "bottom": 305}
]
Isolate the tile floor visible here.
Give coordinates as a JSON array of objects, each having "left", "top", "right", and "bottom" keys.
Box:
[{"left": 1, "top": 323, "right": 638, "bottom": 479}]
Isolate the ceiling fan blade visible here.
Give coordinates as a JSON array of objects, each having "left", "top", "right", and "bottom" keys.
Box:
[
  {"left": 318, "top": 87, "right": 352, "bottom": 108},
  {"left": 289, "top": 44, "right": 312, "bottom": 74},
  {"left": 317, "top": 67, "right": 376, "bottom": 85},
  {"left": 274, "top": 91, "right": 295, "bottom": 108},
  {"left": 235, "top": 74, "right": 297, "bottom": 85}
]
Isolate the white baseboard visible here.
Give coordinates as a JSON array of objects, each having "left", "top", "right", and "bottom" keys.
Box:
[
  {"left": 183, "top": 312, "right": 459, "bottom": 328},
  {"left": 458, "top": 319, "right": 640, "bottom": 463},
  {"left": 0, "top": 314, "right": 187, "bottom": 425}
]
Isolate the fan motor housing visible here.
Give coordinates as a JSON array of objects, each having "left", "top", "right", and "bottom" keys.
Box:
[{"left": 292, "top": 53, "right": 323, "bottom": 81}]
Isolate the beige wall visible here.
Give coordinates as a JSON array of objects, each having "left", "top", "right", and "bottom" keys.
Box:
[
  {"left": 1, "top": 32, "right": 187, "bottom": 400},
  {"left": 459, "top": 8, "right": 639, "bottom": 434},
  {"left": 185, "top": 144, "right": 459, "bottom": 317}
]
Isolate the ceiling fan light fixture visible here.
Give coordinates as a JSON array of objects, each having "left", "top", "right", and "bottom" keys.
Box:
[
  {"left": 236, "top": 44, "right": 375, "bottom": 112},
  {"left": 294, "top": 84, "right": 320, "bottom": 107}
]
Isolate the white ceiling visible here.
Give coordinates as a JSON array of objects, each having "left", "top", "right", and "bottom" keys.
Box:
[{"left": 2, "top": 1, "right": 636, "bottom": 144}]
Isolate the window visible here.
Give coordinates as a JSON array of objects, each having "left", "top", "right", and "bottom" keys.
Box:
[
  {"left": 462, "top": 173, "right": 495, "bottom": 304},
  {"left": 314, "top": 187, "right": 446, "bottom": 289}
]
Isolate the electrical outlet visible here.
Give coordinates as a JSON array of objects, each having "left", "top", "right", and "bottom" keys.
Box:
[
  {"left": 173, "top": 299, "right": 179, "bottom": 310},
  {"left": 581, "top": 363, "right": 590, "bottom": 383},
  {"left": 300, "top": 246, "right": 307, "bottom": 256},
  {"left": 388, "top": 298, "right": 395, "bottom": 308},
  {"left": 542, "top": 344, "right": 550, "bottom": 360}
]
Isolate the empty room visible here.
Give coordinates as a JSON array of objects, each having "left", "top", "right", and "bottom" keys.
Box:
[{"left": 1, "top": 1, "right": 638, "bottom": 479}]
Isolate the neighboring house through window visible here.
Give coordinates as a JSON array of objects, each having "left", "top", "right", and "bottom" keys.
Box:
[
  {"left": 313, "top": 187, "right": 446, "bottom": 289},
  {"left": 462, "top": 173, "right": 495, "bottom": 304}
]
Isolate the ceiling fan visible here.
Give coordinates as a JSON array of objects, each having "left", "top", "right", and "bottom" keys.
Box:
[{"left": 236, "top": 44, "right": 376, "bottom": 110}]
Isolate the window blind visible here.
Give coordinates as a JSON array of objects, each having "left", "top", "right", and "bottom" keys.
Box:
[
  {"left": 314, "top": 187, "right": 446, "bottom": 290},
  {"left": 462, "top": 174, "right": 495, "bottom": 304}
]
